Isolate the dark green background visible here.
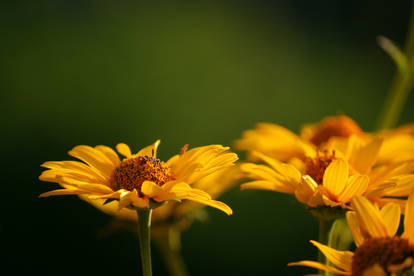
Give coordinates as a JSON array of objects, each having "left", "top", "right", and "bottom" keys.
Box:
[{"left": 2, "top": 1, "right": 414, "bottom": 275}]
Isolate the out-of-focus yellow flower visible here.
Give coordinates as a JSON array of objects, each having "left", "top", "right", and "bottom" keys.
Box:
[
  {"left": 234, "top": 115, "right": 365, "bottom": 162},
  {"left": 238, "top": 115, "right": 414, "bottom": 209},
  {"left": 235, "top": 114, "right": 414, "bottom": 166},
  {"left": 289, "top": 194, "right": 414, "bottom": 275},
  {"left": 80, "top": 165, "right": 242, "bottom": 230},
  {"left": 39, "top": 140, "right": 238, "bottom": 215}
]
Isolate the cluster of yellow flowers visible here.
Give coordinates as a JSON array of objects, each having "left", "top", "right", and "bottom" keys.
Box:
[
  {"left": 236, "top": 115, "right": 414, "bottom": 275},
  {"left": 39, "top": 115, "right": 414, "bottom": 275}
]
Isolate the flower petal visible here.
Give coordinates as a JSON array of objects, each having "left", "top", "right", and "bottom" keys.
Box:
[
  {"left": 346, "top": 211, "right": 365, "bottom": 247},
  {"left": 338, "top": 175, "right": 369, "bottom": 203},
  {"left": 68, "top": 145, "right": 114, "bottom": 178},
  {"left": 310, "top": 240, "right": 353, "bottom": 271},
  {"left": 95, "top": 145, "right": 120, "bottom": 167},
  {"left": 288, "top": 260, "right": 350, "bottom": 275},
  {"left": 323, "top": 159, "right": 349, "bottom": 197},
  {"left": 353, "top": 138, "right": 383, "bottom": 175},
  {"left": 136, "top": 140, "right": 161, "bottom": 158},
  {"left": 403, "top": 191, "right": 414, "bottom": 244},
  {"left": 379, "top": 203, "right": 401, "bottom": 237},
  {"left": 39, "top": 188, "right": 87, "bottom": 197},
  {"left": 240, "top": 180, "right": 293, "bottom": 194},
  {"left": 116, "top": 143, "right": 132, "bottom": 158},
  {"left": 351, "top": 196, "right": 388, "bottom": 238}
]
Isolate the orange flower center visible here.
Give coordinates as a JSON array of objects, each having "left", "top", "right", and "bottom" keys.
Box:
[
  {"left": 309, "top": 116, "right": 363, "bottom": 147},
  {"left": 304, "top": 152, "right": 336, "bottom": 184},
  {"left": 352, "top": 237, "right": 414, "bottom": 276},
  {"left": 109, "top": 155, "right": 173, "bottom": 192}
]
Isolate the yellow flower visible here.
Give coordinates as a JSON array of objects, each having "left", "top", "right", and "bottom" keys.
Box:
[
  {"left": 234, "top": 115, "right": 365, "bottom": 162},
  {"left": 240, "top": 150, "right": 368, "bottom": 208},
  {"left": 238, "top": 116, "right": 414, "bottom": 209},
  {"left": 289, "top": 194, "right": 414, "bottom": 275},
  {"left": 39, "top": 140, "right": 238, "bottom": 215},
  {"left": 78, "top": 165, "right": 242, "bottom": 229},
  {"left": 235, "top": 115, "right": 414, "bottom": 167}
]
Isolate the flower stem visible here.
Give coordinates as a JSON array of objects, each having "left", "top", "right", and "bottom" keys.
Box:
[
  {"left": 153, "top": 227, "right": 190, "bottom": 276},
  {"left": 137, "top": 208, "right": 153, "bottom": 276},
  {"left": 377, "top": 3, "right": 414, "bottom": 130},
  {"left": 325, "top": 218, "right": 353, "bottom": 276},
  {"left": 318, "top": 219, "right": 333, "bottom": 274}
]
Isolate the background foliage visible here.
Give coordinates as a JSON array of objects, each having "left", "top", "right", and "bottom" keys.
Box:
[{"left": 2, "top": 0, "right": 414, "bottom": 275}]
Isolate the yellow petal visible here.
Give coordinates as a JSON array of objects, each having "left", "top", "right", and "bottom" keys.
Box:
[
  {"left": 59, "top": 177, "right": 114, "bottom": 194},
  {"left": 141, "top": 181, "right": 170, "bottom": 201},
  {"left": 251, "top": 151, "right": 302, "bottom": 183},
  {"left": 346, "top": 211, "right": 365, "bottom": 247},
  {"left": 95, "top": 145, "right": 120, "bottom": 167},
  {"left": 310, "top": 240, "right": 353, "bottom": 271},
  {"left": 40, "top": 161, "right": 107, "bottom": 182},
  {"left": 116, "top": 143, "right": 132, "bottom": 158},
  {"left": 136, "top": 140, "right": 161, "bottom": 158},
  {"left": 403, "top": 191, "right": 414, "bottom": 244},
  {"left": 182, "top": 193, "right": 233, "bottom": 215},
  {"left": 240, "top": 180, "right": 293, "bottom": 194},
  {"left": 68, "top": 145, "right": 114, "bottom": 178},
  {"left": 353, "top": 138, "right": 383, "bottom": 175},
  {"left": 39, "top": 188, "right": 87, "bottom": 197},
  {"left": 383, "top": 175, "right": 414, "bottom": 197},
  {"left": 288, "top": 260, "right": 350, "bottom": 275},
  {"left": 351, "top": 196, "right": 388, "bottom": 238},
  {"left": 338, "top": 175, "right": 369, "bottom": 203},
  {"left": 379, "top": 203, "right": 401, "bottom": 237},
  {"left": 362, "top": 264, "right": 387, "bottom": 276},
  {"left": 323, "top": 159, "right": 349, "bottom": 196}
]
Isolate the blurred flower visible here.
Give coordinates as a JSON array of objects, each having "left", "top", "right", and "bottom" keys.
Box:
[
  {"left": 238, "top": 115, "right": 414, "bottom": 209},
  {"left": 234, "top": 115, "right": 365, "bottom": 163},
  {"left": 289, "top": 195, "right": 414, "bottom": 275},
  {"left": 39, "top": 140, "right": 238, "bottom": 215}
]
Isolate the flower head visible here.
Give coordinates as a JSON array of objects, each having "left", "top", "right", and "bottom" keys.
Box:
[
  {"left": 39, "top": 140, "right": 238, "bottom": 215},
  {"left": 289, "top": 194, "right": 414, "bottom": 275},
  {"left": 234, "top": 115, "right": 365, "bottom": 162},
  {"left": 238, "top": 116, "right": 414, "bottom": 209},
  {"left": 79, "top": 165, "right": 242, "bottom": 231}
]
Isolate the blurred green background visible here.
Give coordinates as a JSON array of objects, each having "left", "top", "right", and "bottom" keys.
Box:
[{"left": 2, "top": 0, "right": 414, "bottom": 275}]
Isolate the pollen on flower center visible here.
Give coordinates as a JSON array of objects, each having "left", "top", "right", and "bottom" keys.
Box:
[
  {"left": 304, "top": 152, "right": 335, "bottom": 184},
  {"left": 352, "top": 237, "right": 414, "bottom": 276},
  {"left": 109, "top": 155, "right": 173, "bottom": 192},
  {"left": 309, "top": 116, "right": 363, "bottom": 146}
]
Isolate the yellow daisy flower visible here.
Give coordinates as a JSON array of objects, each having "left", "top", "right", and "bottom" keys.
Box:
[
  {"left": 39, "top": 140, "right": 238, "bottom": 215},
  {"left": 240, "top": 136, "right": 414, "bottom": 209},
  {"left": 235, "top": 115, "right": 414, "bottom": 168},
  {"left": 78, "top": 165, "right": 242, "bottom": 229},
  {"left": 234, "top": 115, "right": 365, "bottom": 162},
  {"left": 289, "top": 194, "right": 414, "bottom": 275}
]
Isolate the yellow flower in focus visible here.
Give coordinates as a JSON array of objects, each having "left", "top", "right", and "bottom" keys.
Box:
[
  {"left": 79, "top": 165, "right": 242, "bottom": 230},
  {"left": 289, "top": 194, "right": 414, "bottom": 275},
  {"left": 39, "top": 140, "right": 238, "bottom": 215}
]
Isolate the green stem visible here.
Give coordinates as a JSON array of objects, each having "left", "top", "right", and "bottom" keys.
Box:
[
  {"left": 318, "top": 219, "right": 333, "bottom": 274},
  {"left": 137, "top": 208, "right": 153, "bottom": 276},
  {"left": 377, "top": 3, "right": 414, "bottom": 130},
  {"left": 325, "top": 218, "right": 354, "bottom": 276},
  {"left": 153, "top": 227, "right": 190, "bottom": 276}
]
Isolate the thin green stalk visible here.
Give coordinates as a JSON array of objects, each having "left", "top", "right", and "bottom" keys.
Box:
[
  {"left": 318, "top": 219, "right": 333, "bottom": 274},
  {"left": 137, "top": 208, "right": 153, "bottom": 276},
  {"left": 153, "top": 227, "right": 190, "bottom": 276},
  {"left": 377, "top": 2, "right": 414, "bottom": 130},
  {"left": 325, "top": 218, "right": 354, "bottom": 276}
]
